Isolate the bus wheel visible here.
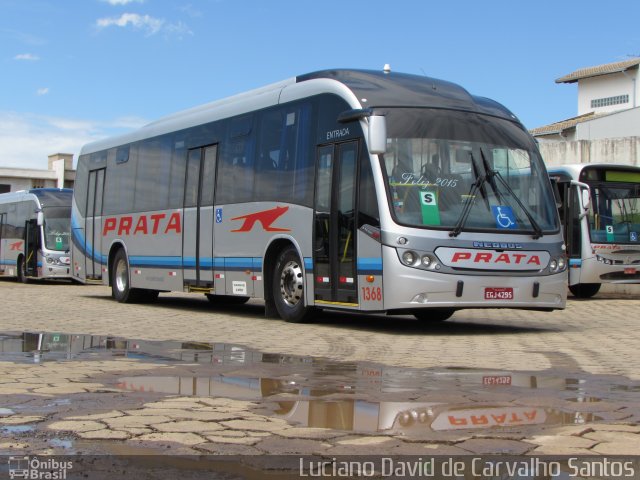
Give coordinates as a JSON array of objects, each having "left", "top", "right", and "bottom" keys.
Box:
[
  {"left": 272, "top": 246, "right": 312, "bottom": 323},
  {"left": 16, "top": 256, "right": 28, "bottom": 284},
  {"left": 111, "top": 249, "right": 138, "bottom": 302},
  {"left": 569, "top": 283, "right": 601, "bottom": 299},
  {"left": 205, "top": 294, "right": 250, "bottom": 305},
  {"left": 413, "top": 308, "right": 455, "bottom": 322}
]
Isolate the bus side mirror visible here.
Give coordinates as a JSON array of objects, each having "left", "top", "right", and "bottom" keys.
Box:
[
  {"left": 580, "top": 188, "right": 590, "bottom": 210},
  {"left": 368, "top": 115, "right": 387, "bottom": 155},
  {"left": 36, "top": 211, "right": 44, "bottom": 227}
]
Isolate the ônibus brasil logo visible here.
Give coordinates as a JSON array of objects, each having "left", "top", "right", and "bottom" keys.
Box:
[{"left": 8, "top": 456, "right": 72, "bottom": 479}]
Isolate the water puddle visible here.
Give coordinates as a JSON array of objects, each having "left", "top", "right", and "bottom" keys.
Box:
[{"left": 1, "top": 330, "right": 637, "bottom": 437}]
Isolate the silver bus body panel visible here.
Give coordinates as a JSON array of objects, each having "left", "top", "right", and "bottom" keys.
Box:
[
  {"left": 71, "top": 69, "right": 567, "bottom": 316},
  {"left": 0, "top": 190, "right": 72, "bottom": 280},
  {"left": 549, "top": 163, "right": 640, "bottom": 287}
]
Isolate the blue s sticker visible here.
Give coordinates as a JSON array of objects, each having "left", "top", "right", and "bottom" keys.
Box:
[
  {"left": 491, "top": 205, "right": 517, "bottom": 229},
  {"left": 216, "top": 208, "right": 223, "bottom": 224},
  {"left": 631, "top": 231, "right": 638, "bottom": 242}
]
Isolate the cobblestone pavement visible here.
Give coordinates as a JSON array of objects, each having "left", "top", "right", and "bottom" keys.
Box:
[{"left": 1, "top": 279, "right": 640, "bottom": 462}]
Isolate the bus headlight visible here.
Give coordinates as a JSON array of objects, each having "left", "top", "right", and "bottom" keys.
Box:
[
  {"left": 401, "top": 251, "right": 418, "bottom": 266},
  {"left": 397, "top": 248, "right": 439, "bottom": 271},
  {"left": 548, "top": 256, "right": 567, "bottom": 273},
  {"left": 557, "top": 256, "right": 566, "bottom": 271}
]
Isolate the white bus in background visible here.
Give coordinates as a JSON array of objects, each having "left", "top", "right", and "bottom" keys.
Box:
[
  {"left": 548, "top": 164, "right": 640, "bottom": 298},
  {"left": 0, "top": 188, "right": 73, "bottom": 282},
  {"left": 71, "top": 68, "right": 566, "bottom": 323}
]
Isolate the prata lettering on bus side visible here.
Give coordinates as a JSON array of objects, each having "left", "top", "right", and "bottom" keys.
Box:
[{"left": 102, "top": 212, "right": 182, "bottom": 236}]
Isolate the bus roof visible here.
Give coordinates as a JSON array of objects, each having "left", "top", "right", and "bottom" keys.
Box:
[
  {"left": 547, "top": 163, "right": 640, "bottom": 179},
  {"left": 80, "top": 68, "right": 520, "bottom": 156},
  {"left": 0, "top": 188, "right": 72, "bottom": 208}
]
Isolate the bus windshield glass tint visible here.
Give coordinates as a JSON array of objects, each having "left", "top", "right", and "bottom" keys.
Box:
[{"left": 380, "top": 108, "right": 558, "bottom": 233}]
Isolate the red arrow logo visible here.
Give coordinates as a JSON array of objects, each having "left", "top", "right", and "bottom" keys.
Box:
[
  {"left": 231, "top": 206, "right": 290, "bottom": 232},
  {"left": 10, "top": 241, "right": 23, "bottom": 251}
]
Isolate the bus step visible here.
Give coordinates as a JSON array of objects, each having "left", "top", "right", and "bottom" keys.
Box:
[
  {"left": 85, "top": 279, "right": 103, "bottom": 285},
  {"left": 187, "top": 286, "right": 213, "bottom": 293}
]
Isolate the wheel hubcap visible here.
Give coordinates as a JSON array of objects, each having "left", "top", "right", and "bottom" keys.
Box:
[
  {"left": 279, "top": 260, "right": 303, "bottom": 307},
  {"left": 115, "top": 259, "right": 128, "bottom": 293}
]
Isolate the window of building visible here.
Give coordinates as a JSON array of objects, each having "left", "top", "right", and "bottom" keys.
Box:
[
  {"left": 591, "top": 94, "right": 629, "bottom": 108},
  {"left": 0, "top": 184, "right": 10, "bottom": 194}
]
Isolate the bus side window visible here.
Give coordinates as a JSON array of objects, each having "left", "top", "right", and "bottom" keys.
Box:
[{"left": 218, "top": 115, "right": 255, "bottom": 204}]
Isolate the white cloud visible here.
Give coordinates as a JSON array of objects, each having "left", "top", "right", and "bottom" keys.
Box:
[
  {"left": 96, "top": 13, "right": 164, "bottom": 36},
  {"left": 0, "top": 112, "right": 147, "bottom": 169},
  {"left": 36, "top": 88, "right": 50, "bottom": 96},
  {"left": 95, "top": 13, "right": 192, "bottom": 37},
  {"left": 14, "top": 53, "right": 40, "bottom": 61}
]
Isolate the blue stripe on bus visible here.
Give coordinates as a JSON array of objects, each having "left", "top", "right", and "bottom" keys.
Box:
[
  {"left": 357, "top": 257, "right": 383, "bottom": 275},
  {"left": 304, "top": 257, "right": 313, "bottom": 271},
  {"left": 569, "top": 258, "right": 582, "bottom": 267}
]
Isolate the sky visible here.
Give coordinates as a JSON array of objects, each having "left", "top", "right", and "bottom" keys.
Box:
[{"left": 1, "top": 0, "right": 639, "bottom": 169}]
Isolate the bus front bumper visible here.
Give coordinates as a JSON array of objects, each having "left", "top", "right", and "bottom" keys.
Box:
[{"left": 383, "top": 267, "right": 567, "bottom": 311}]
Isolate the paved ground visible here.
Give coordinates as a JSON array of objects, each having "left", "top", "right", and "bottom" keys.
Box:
[{"left": 1, "top": 279, "right": 640, "bottom": 467}]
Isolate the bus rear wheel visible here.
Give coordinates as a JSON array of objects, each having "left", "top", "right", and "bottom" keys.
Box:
[
  {"left": 413, "top": 308, "right": 455, "bottom": 322},
  {"left": 569, "top": 283, "right": 601, "bottom": 299},
  {"left": 16, "top": 256, "right": 29, "bottom": 284},
  {"left": 272, "top": 246, "right": 312, "bottom": 323},
  {"left": 111, "top": 249, "right": 158, "bottom": 303}
]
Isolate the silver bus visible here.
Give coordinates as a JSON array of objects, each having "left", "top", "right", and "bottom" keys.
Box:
[
  {"left": 0, "top": 188, "right": 73, "bottom": 282},
  {"left": 71, "top": 68, "right": 566, "bottom": 322},
  {"left": 549, "top": 163, "right": 640, "bottom": 298}
]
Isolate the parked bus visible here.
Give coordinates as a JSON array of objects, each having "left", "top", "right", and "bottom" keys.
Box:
[
  {"left": 71, "top": 68, "right": 566, "bottom": 322},
  {"left": 0, "top": 188, "right": 73, "bottom": 282},
  {"left": 548, "top": 163, "right": 640, "bottom": 298}
]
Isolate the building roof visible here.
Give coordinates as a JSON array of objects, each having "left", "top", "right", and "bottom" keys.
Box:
[
  {"left": 556, "top": 58, "right": 640, "bottom": 84},
  {"left": 529, "top": 112, "right": 605, "bottom": 137}
]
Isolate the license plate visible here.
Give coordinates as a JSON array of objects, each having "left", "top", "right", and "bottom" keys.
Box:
[
  {"left": 484, "top": 287, "right": 513, "bottom": 300},
  {"left": 624, "top": 267, "right": 637, "bottom": 275},
  {"left": 483, "top": 375, "right": 512, "bottom": 385}
]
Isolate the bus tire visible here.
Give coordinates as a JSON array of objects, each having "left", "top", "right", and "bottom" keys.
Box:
[
  {"left": 569, "top": 283, "right": 601, "bottom": 299},
  {"left": 111, "top": 249, "right": 152, "bottom": 303},
  {"left": 413, "top": 308, "right": 455, "bottom": 322},
  {"left": 16, "top": 256, "right": 29, "bottom": 284},
  {"left": 206, "top": 294, "right": 250, "bottom": 305},
  {"left": 272, "top": 246, "right": 312, "bottom": 323}
]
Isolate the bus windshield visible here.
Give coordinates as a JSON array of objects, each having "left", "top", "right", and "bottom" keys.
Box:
[
  {"left": 380, "top": 108, "right": 558, "bottom": 234},
  {"left": 42, "top": 206, "right": 71, "bottom": 251},
  {"left": 588, "top": 183, "right": 640, "bottom": 244}
]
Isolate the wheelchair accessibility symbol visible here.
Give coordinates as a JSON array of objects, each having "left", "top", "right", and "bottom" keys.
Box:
[{"left": 491, "top": 206, "right": 517, "bottom": 229}]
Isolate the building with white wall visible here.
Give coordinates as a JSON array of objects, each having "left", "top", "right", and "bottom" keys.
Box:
[
  {"left": 0, "top": 153, "right": 75, "bottom": 193},
  {"left": 531, "top": 58, "right": 640, "bottom": 168}
]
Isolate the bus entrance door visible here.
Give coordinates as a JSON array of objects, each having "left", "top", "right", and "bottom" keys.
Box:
[
  {"left": 313, "top": 141, "right": 359, "bottom": 307},
  {"left": 183, "top": 145, "right": 217, "bottom": 290},
  {"left": 24, "top": 218, "right": 39, "bottom": 277},
  {"left": 86, "top": 168, "right": 105, "bottom": 280},
  {"left": 0, "top": 213, "right": 5, "bottom": 273}
]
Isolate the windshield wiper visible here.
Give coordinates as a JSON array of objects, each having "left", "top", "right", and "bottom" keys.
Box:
[
  {"left": 480, "top": 149, "right": 544, "bottom": 239},
  {"left": 450, "top": 153, "right": 489, "bottom": 237}
]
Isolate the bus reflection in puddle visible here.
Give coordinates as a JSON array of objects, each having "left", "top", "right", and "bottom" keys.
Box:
[{"left": 115, "top": 374, "right": 604, "bottom": 435}]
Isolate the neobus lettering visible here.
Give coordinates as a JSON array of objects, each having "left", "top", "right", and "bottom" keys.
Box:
[
  {"left": 451, "top": 251, "right": 541, "bottom": 265},
  {"left": 103, "top": 213, "right": 181, "bottom": 236}
]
